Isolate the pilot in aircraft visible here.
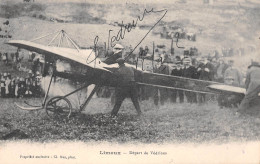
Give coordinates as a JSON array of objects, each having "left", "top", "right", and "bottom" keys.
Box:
[
  {"left": 104, "top": 44, "right": 124, "bottom": 65},
  {"left": 111, "top": 58, "right": 142, "bottom": 117}
]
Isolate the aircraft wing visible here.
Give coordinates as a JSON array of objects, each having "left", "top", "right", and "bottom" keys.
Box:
[
  {"left": 207, "top": 84, "right": 246, "bottom": 95},
  {"left": 6, "top": 40, "right": 110, "bottom": 72},
  {"left": 135, "top": 71, "right": 245, "bottom": 95}
]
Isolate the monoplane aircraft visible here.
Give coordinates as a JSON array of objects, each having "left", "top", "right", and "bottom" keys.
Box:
[{"left": 6, "top": 30, "right": 246, "bottom": 118}]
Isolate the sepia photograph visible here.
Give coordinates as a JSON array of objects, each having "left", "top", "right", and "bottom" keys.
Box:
[{"left": 0, "top": 0, "right": 259, "bottom": 163}]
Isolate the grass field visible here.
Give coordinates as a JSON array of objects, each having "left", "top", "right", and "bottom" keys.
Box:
[{"left": 0, "top": 97, "right": 260, "bottom": 143}]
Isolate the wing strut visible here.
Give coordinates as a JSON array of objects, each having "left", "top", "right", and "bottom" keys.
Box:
[{"left": 79, "top": 85, "right": 101, "bottom": 112}]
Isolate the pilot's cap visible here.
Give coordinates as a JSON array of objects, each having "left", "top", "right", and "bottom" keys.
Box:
[
  {"left": 116, "top": 58, "right": 125, "bottom": 65},
  {"left": 113, "top": 44, "right": 124, "bottom": 54},
  {"left": 114, "top": 44, "right": 124, "bottom": 50}
]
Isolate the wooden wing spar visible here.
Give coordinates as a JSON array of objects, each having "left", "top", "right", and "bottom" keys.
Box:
[
  {"left": 135, "top": 72, "right": 242, "bottom": 95},
  {"left": 207, "top": 84, "right": 246, "bottom": 95}
]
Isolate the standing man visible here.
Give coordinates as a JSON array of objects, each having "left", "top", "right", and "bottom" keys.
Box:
[
  {"left": 197, "top": 56, "right": 215, "bottom": 103},
  {"left": 1, "top": 73, "right": 6, "bottom": 98},
  {"left": 144, "top": 46, "right": 149, "bottom": 56},
  {"left": 215, "top": 58, "right": 229, "bottom": 82},
  {"left": 111, "top": 58, "right": 142, "bottom": 117},
  {"left": 171, "top": 60, "right": 184, "bottom": 103},
  {"left": 15, "top": 48, "right": 20, "bottom": 62},
  {"left": 35, "top": 71, "right": 42, "bottom": 97},
  {"left": 197, "top": 57, "right": 215, "bottom": 81},
  {"left": 5, "top": 73, "right": 11, "bottom": 98},
  {"left": 224, "top": 59, "right": 243, "bottom": 87},
  {"left": 9, "top": 78, "right": 16, "bottom": 98},
  {"left": 18, "top": 78, "right": 26, "bottom": 98},
  {"left": 238, "top": 61, "right": 260, "bottom": 114},
  {"left": 2, "top": 52, "right": 7, "bottom": 64},
  {"left": 153, "top": 62, "right": 170, "bottom": 105},
  {"left": 138, "top": 47, "right": 145, "bottom": 58},
  {"left": 182, "top": 57, "right": 198, "bottom": 103},
  {"left": 4, "top": 53, "right": 8, "bottom": 65}
]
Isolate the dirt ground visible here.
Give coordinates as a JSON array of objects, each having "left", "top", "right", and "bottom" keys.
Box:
[{"left": 0, "top": 97, "right": 260, "bottom": 143}]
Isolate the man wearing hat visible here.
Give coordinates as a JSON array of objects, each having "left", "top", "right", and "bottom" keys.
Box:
[
  {"left": 224, "top": 59, "right": 243, "bottom": 87},
  {"left": 216, "top": 58, "right": 228, "bottom": 83},
  {"left": 5, "top": 73, "right": 11, "bottom": 98},
  {"left": 15, "top": 77, "right": 20, "bottom": 98},
  {"left": 26, "top": 70, "right": 34, "bottom": 87},
  {"left": 104, "top": 44, "right": 124, "bottom": 65},
  {"left": 182, "top": 57, "right": 198, "bottom": 103},
  {"left": 111, "top": 58, "right": 142, "bottom": 117},
  {"left": 2, "top": 53, "right": 7, "bottom": 65},
  {"left": 163, "top": 52, "right": 172, "bottom": 63},
  {"left": 153, "top": 61, "right": 170, "bottom": 105},
  {"left": 197, "top": 56, "right": 215, "bottom": 80},
  {"left": 171, "top": 60, "right": 184, "bottom": 103},
  {"left": 238, "top": 60, "right": 260, "bottom": 114},
  {"left": 35, "top": 71, "right": 42, "bottom": 97},
  {"left": 18, "top": 77, "right": 26, "bottom": 98},
  {"left": 9, "top": 78, "right": 16, "bottom": 98},
  {"left": 1, "top": 73, "right": 6, "bottom": 97},
  {"left": 139, "top": 47, "right": 145, "bottom": 58},
  {"left": 197, "top": 56, "right": 215, "bottom": 103}
]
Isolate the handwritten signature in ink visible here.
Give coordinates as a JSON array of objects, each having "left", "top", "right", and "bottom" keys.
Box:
[{"left": 87, "top": 8, "right": 168, "bottom": 64}]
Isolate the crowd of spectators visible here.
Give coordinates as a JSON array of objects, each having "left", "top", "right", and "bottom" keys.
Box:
[
  {"left": 135, "top": 47, "right": 244, "bottom": 108},
  {"left": 0, "top": 49, "right": 24, "bottom": 70},
  {"left": 0, "top": 70, "right": 43, "bottom": 98}
]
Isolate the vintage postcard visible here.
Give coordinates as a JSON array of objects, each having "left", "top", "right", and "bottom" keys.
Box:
[{"left": 0, "top": 0, "right": 260, "bottom": 163}]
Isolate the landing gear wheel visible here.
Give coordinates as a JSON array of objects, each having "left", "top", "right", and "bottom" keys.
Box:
[{"left": 45, "top": 96, "right": 72, "bottom": 119}]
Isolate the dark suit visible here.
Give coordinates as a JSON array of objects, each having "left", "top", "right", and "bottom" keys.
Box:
[
  {"left": 183, "top": 66, "right": 197, "bottom": 103},
  {"left": 197, "top": 62, "right": 215, "bottom": 103},
  {"left": 197, "top": 62, "right": 215, "bottom": 81},
  {"left": 1, "top": 79, "right": 5, "bottom": 98},
  {"left": 171, "top": 67, "right": 184, "bottom": 103},
  {"left": 153, "top": 64, "right": 170, "bottom": 105},
  {"left": 111, "top": 64, "right": 141, "bottom": 116}
]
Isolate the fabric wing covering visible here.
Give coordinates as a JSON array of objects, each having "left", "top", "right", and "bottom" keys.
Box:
[{"left": 6, "top": 40, "right": 111, "bottom": 72}]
